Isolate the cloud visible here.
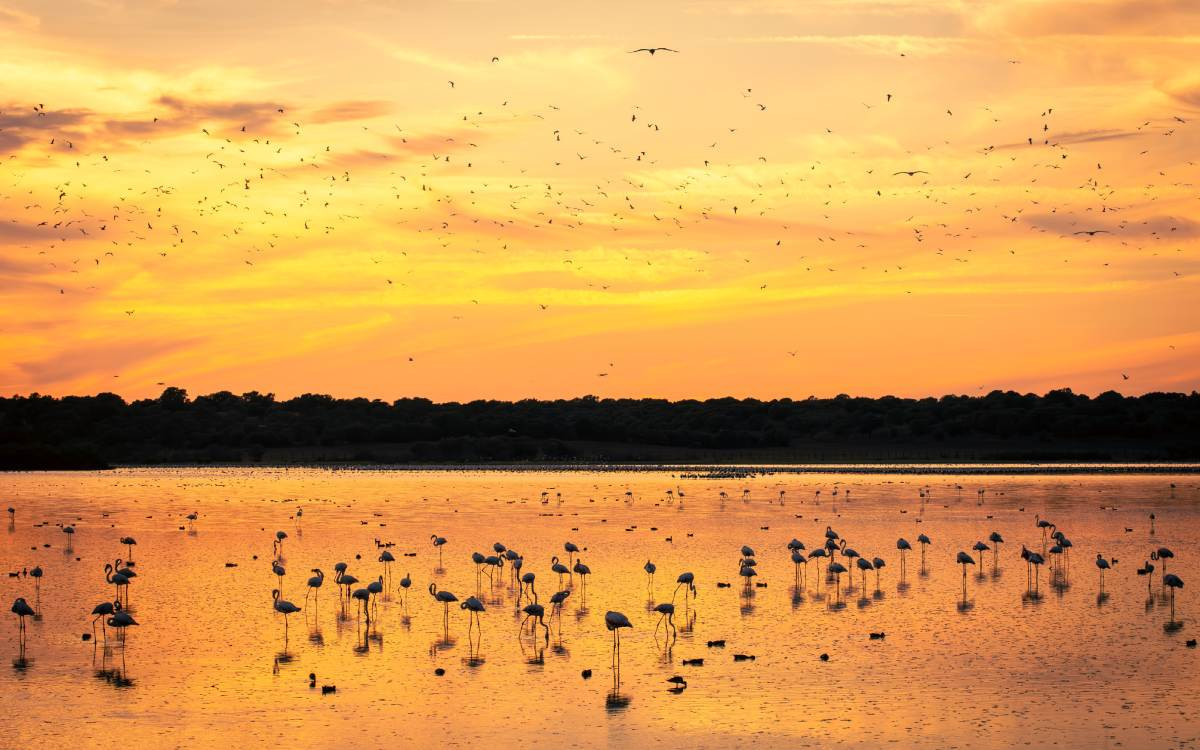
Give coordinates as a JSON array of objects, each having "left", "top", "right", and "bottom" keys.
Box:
[
  {"left": 15, "top": 336, "right": 200, "bottom": 385},
  {"left": 155, "top": 94, "right": 286, "bottom": 131},
  {"left": 993, "top": 128, "right": 1144, "bottom": 150},
  {"left": 976, "top": 0, "right": 1200, "bottom": 37},
  {"left": 727, "top": 34, "right": 969, "bottom": 55},
  {"left": 0, "top": 107, "right": 91, "bottom": 154},
  {"left": 1026, "top": 213, "right": 1200, "bottom": 238},
  {"left": 0, "top": 4, "right": 38, "bottom": 30},
  {"left": 308, "top": 100, "right": 392, "bottom": 124},
  {"left": 1160, "top": 73, "right": 1200, "bottom": 109}
]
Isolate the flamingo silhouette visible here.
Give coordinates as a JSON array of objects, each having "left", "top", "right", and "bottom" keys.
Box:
[
  {"left": 429, "top": 583, "right": 458, "bottom": 629},
  {"left": 605, "top": 611, "right": 632, "bottom": 665},
  {"left": 1095, "top": 554, "right": 1112, "bottom": 592},
  {"left": 306, "top": 569, "right": 324, "bottom": 606},
  {"left": 272, "top": 589, "right": 301, "bottom": 635},
  {"left": 653, "top": 602, "right": 676, "bottom": 640},
  {"left": 461, "top": 596, "right": 485, "bottom": 636},
  {"left": 673, "top": 572, "right": 696, "bottom": 606}
]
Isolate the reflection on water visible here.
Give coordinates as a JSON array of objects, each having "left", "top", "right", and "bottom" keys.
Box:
[{"left": 0, "top": 467, "right": 1196, "bottom": 748}]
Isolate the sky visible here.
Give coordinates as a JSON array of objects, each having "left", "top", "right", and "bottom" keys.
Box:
[{"left": 0, "top": 0, "right": 1197, "bottom": 402}]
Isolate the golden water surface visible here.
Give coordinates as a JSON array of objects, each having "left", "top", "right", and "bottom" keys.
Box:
[{"left": 1, "top": 468, "right": 1196, "bottom": 749}]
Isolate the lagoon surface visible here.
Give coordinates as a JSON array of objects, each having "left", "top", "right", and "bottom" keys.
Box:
[{"left": 1, "top": 468, "right": 1197, "bottom": 749}]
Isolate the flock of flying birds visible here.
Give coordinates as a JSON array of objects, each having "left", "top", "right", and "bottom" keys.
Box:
[{"left": 1, "top": 44, "right": 1194, "bottom": 381}]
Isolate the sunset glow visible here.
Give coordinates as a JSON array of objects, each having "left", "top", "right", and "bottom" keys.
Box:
[{"left": 2, "top": 0, "right": 1197, "bottom": 400}]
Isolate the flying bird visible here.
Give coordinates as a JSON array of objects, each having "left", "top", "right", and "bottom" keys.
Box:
[{"left": 628, "top": 48, "right": 678, "bottom": 55}]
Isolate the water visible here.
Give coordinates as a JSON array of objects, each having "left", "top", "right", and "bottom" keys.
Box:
[{"left": 1, "top": 468, "right": 1196, "bottom": 748}]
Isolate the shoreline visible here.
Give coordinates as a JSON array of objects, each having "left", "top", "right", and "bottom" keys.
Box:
[{"left": 9, "top": 461, "right": 1197, "bottom": 476}]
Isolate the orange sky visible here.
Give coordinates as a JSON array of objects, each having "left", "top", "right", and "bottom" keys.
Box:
[{"left": 1, "top": 0, "right": 1197, "bottom": 401}]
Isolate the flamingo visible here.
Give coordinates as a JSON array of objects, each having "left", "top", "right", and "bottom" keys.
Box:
[
  {"left": 824, "top": 526, "right": 839, "bottom": 541},
  {"left": 484, "top": 553, "right": 504, "bottom": 584},
  {"left": 461, "top": 596, "right": 485, "bottom": 635},
  {"left": 274, "top": 530, "right": 288, "bottom": 558},
  {"left": 551, "top": 556, "right": 570, "bottom": 588},
  {"left": 429, "top": 583, "right": 458, "bottom": 628},
  {"left": 12, "top": 597, "right": 34, "bottom": 646},
  {"left": 1028, "top": 551, "right": 1045, "bottom": 596},
  {"left": 519, "top": 572, "right": 537, "bottom": 604},
  {"left": 272, "top": 589, "right": 301, "bottom": 635},
  {"left": 791, "top": 549, "right": 807, "bottom": 584},
  {"left": 644, "top": 560, "right": 656, "bottom": 590},
  {"left": 336, "top": 570, "right": 359, "bottom": 604},
  {"left": 63, "top": 525, "right": 75, "bottom": 548},
  {"left": 90, "top": 601, "right": 117, "bottom": 640},
  {"left": 972, "top": 541, "right": 990, "bottom": 571},
  {"left": 605, "top": 611, "right": 632, "bottom": 664},
  {"left": 522, "top": 602, "right": 549, "bottom": 641},
  {"left": 871, "top": 557, "right": 886, "bottom": 591},
  {"left": 808, "top": 547, "right": 828, "bottom": 584},
  {"left": 917, "top": 534, "right": 931, "bottom": 569},
  {"left": 896, "top": 538, "right": 912, "bottom": 577},
  {"left": 431, "top": 534, "right": 447, "bottom": 565},
  {"left": 855, "top": 557, "right": 873, "bottom": 590},
  {"left": 739, "top": 562, "right": 757, "bottom": 589},
  {"left": 564, "top": 541, "right": 580, "bottom": 569},
  {"left": 29, "top": 566, "right": 43, "bottom": 608},
  {"left": 1137, "top": 561, "right": 1156, "bottom": 596},
  {"left": 120, "top": 536, "right": 137, "bottom": 561},
  {"left": 511, "top": 556, "right": 524, "bottom": 589},
  {"left": 108, "top": 608, "right": 138, "bottom": 642},
  {"left": 352, "top": 587, "right": 371, "bottom": 625},
  {"left": 305, "top": 569, "right": 324, "bottom": 606},
  {"left": 104, "top": 563, "right": 129, "bottom": 605},
  {"left": 1035, "top": 515, "right": 1053, "bottom": 553},
  {"left": 272, "top": 560, "right": 286, "bottom": 591},
  {"left": 115, "top": 558, "right": 136, "bottom": 580},
  {"left": 987, "top": 532, "right": 1003, "bottom": 568},
  {"left": 1164, "top": 574, "right": 1184, "bottom": 625},
  {"left": 548, "top": 589, "right": 570, "bottom": 626},
  {"left": 839, "top": 540, "right": 860, "bottom": 581},
  {"left": 367, "top": 575, "right": 384, "bottom": 618},
  {"left": 1095, "top": 554, "right": 1112, "bottom": 592},
  {"left": 1058, "top": 536, "right": 1074, "bottom": 575},
  {"left": 379, "top": 550, "right": 395, "bottom": 582},
  {"left": 828, "top": 561, "right": 847, "bottom": 603},
  {"left": 653, "top": 602, "right": 676, "bottom": 639},
  {"left": 471, "top": 551, "right": 487, "bottom": 588},
  {"left": 956, "top": 551, "right": 976, "bottom": 594},
  {"left": 573, "top": 560, "right": 591, "bottom": 591},
  {"left": 673, "top": 572, "right": 696, "bottom": 606},
  {"left": 504, "top": 550, "right": 521, "bottom": 586},
  {"left": 1152, "top": 548, "right": 1175, "bottom": 581},
  {"left": 1048, "top": 543, "right": 1064, "bottom": 579},
  {"left": 398, "top": 572, "right": 412, "bottom": 608}
]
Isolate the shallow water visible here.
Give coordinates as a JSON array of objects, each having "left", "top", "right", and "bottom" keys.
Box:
[{"left": 1, "top": 468, "right": 1196, "bottom": 749}]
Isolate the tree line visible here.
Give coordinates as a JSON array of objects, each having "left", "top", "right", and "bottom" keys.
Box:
[{"left": 1, "top": 387, "right": 1197, "bottom": 468}]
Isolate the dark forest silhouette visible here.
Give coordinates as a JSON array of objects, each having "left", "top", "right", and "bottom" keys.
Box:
[{"left": 1, "top": 387, "right": 1197, "bottom": 469}]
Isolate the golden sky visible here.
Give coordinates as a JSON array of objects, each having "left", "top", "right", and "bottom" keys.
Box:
[{"left": 1, "top": 0, "right": 1197, "bottom": 400}]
